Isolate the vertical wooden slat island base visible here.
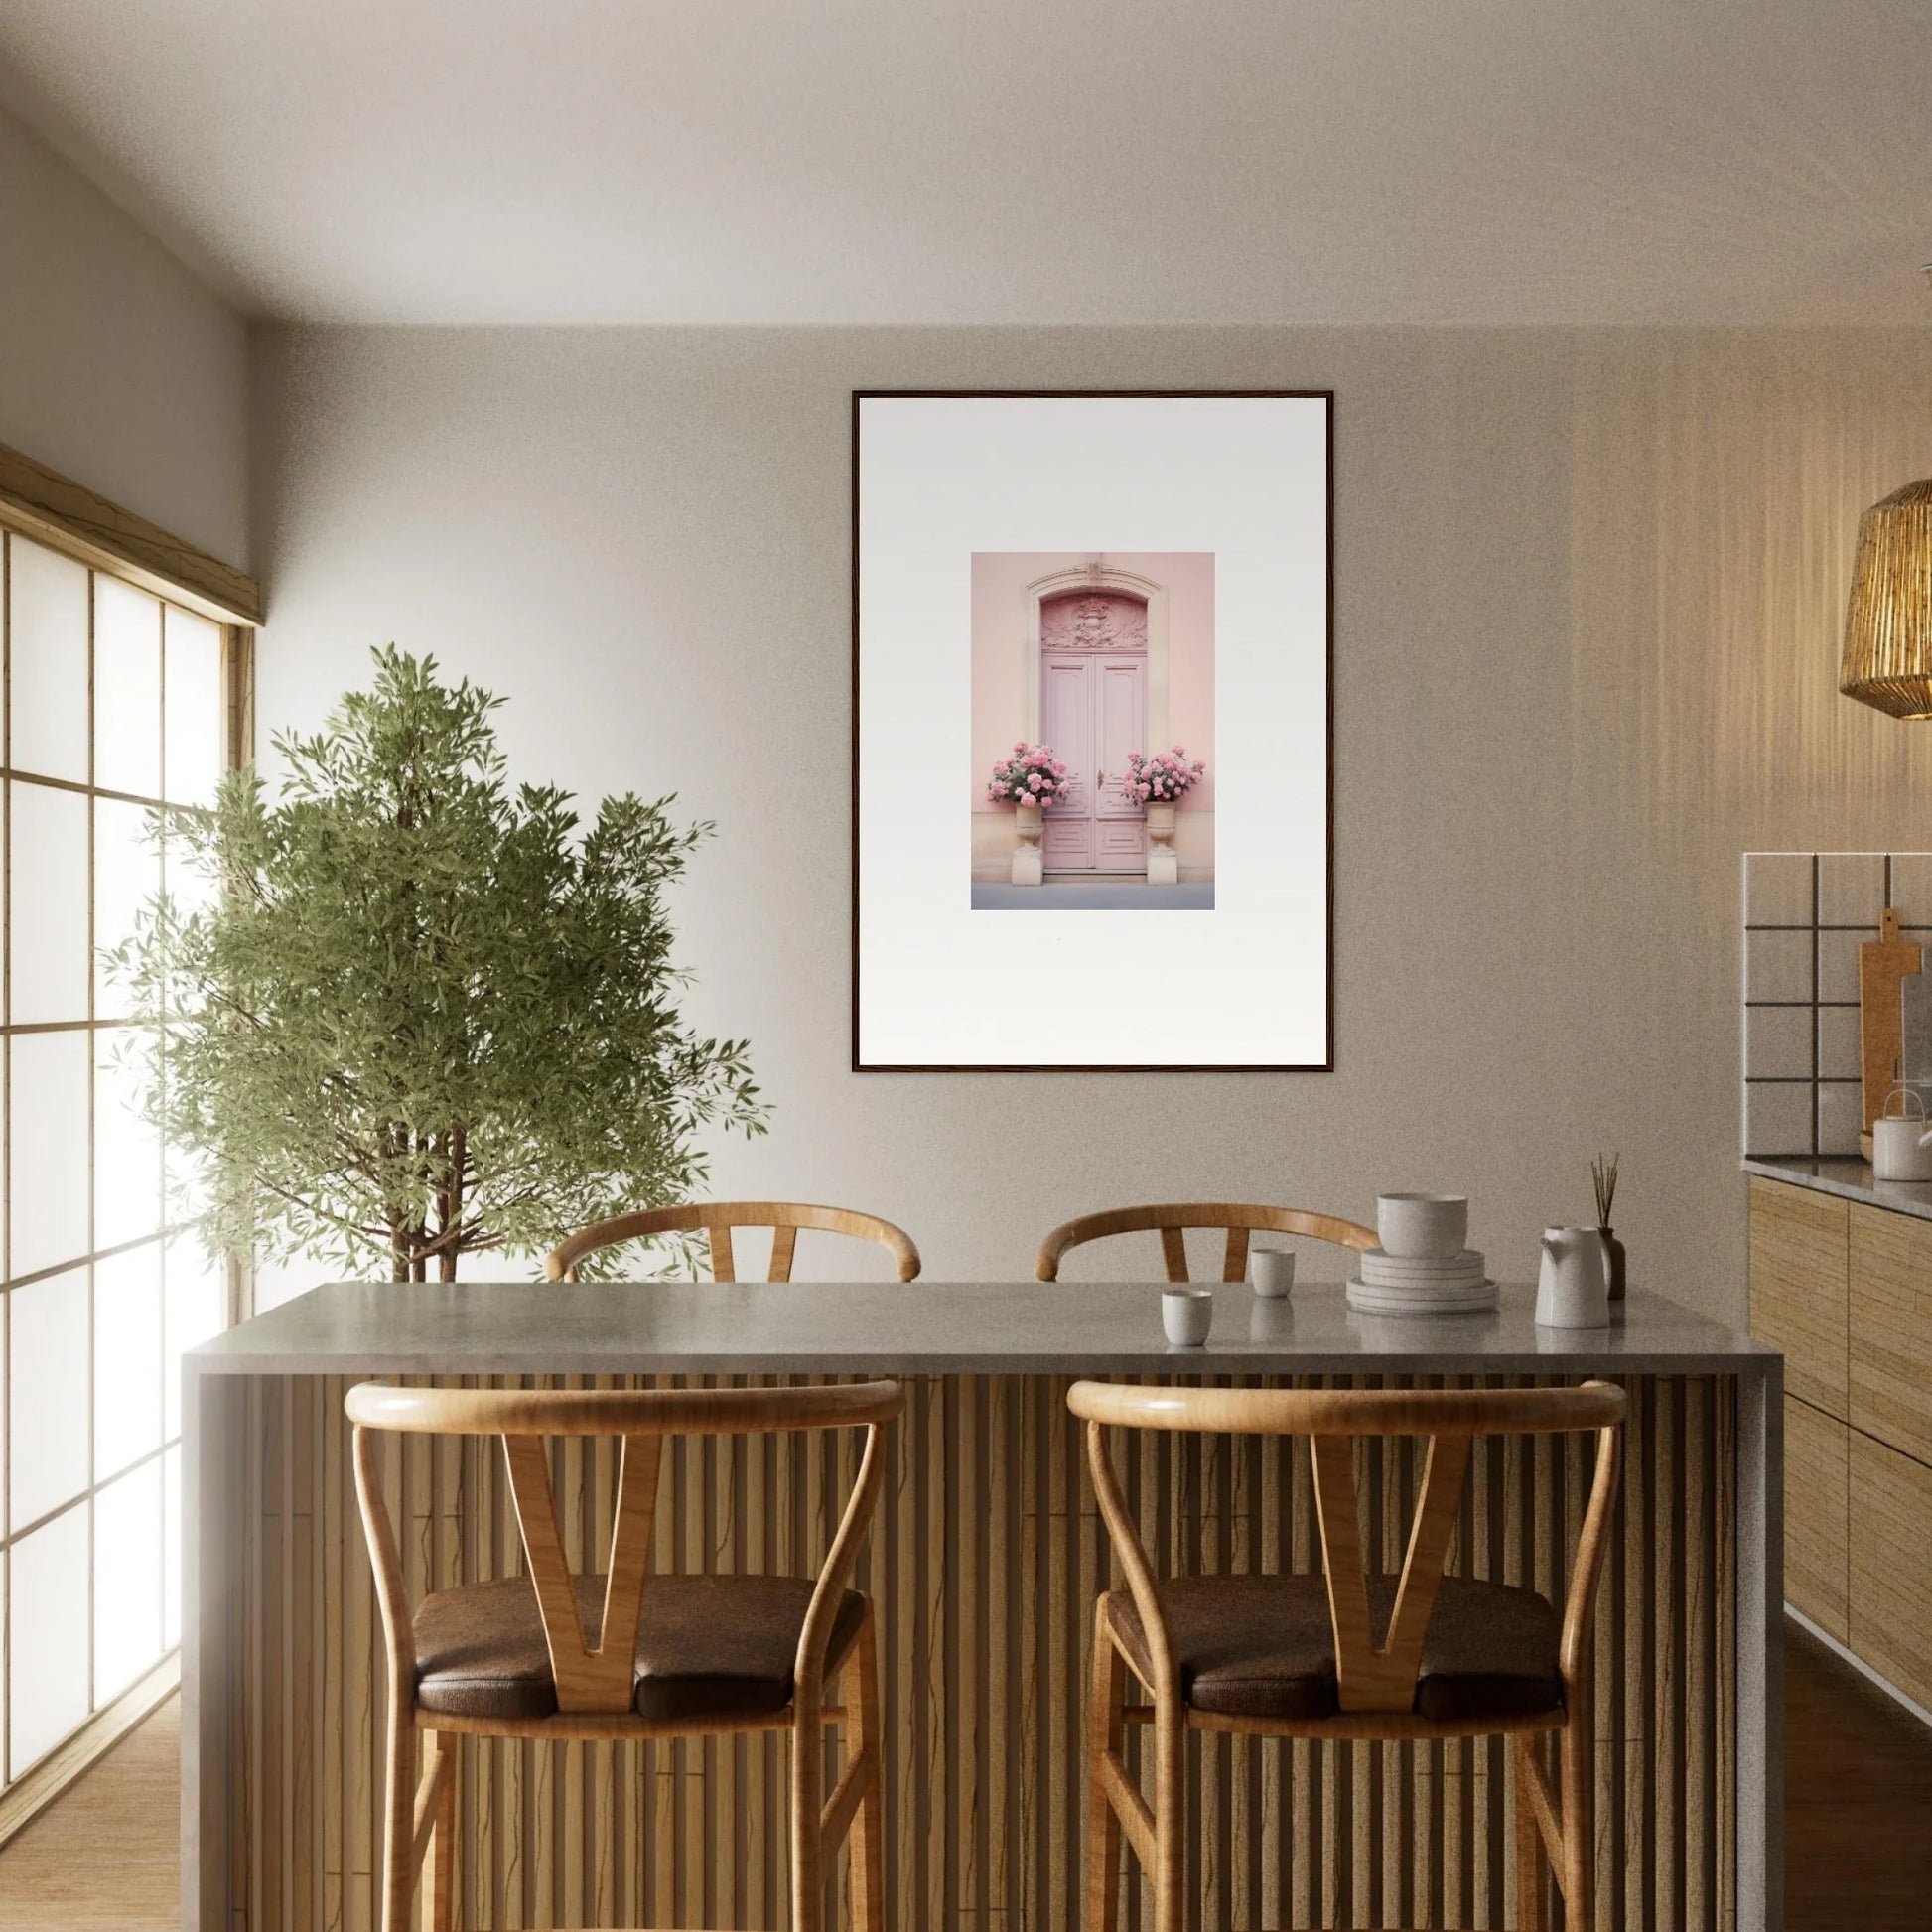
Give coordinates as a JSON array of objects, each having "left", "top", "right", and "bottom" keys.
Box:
[{"left": 182, "top": 1282, "right": 1782, "bottom": 1932}]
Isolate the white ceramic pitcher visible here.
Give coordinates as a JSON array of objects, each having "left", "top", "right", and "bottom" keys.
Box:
[{"left": 1535, "top": 1226, "right": 1612, "bottom": 1329}]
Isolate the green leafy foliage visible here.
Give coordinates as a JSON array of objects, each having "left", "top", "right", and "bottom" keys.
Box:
[{"left": 106, "top": 647, "right": 767, "bottom": 1281}]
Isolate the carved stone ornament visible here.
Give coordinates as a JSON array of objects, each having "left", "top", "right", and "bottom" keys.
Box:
[{"left": 1039, "top": 591, "right": 1148, "bottom": 651}]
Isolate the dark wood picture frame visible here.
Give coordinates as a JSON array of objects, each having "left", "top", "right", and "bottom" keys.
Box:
[{"left": 851, "top": 389, "right": 1334, "bottom": 1073}]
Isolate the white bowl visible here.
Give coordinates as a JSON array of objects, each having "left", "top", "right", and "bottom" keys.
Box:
[{"left": 1376, "top": 1193, "right": 1469, "bottom": 1260}]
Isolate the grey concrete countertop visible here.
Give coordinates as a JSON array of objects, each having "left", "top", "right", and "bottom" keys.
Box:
[
  {"left": 189, "top": 1280, "right": 1773, "bottom": 1379},
  {"left": 1743, "top": 1154, "right": 1932, "bottom": 1224}
]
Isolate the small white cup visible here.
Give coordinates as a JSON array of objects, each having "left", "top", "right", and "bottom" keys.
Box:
[
  {"left": 1250, "top": 1248, "right": 1297, "bottom": 1298},
  {"left": 1377, "top": 1192, "right": 1468, "bottom": 1260},
  {"left": 1162, "top": 1287, "right": 1214, "bottom": 1346}
]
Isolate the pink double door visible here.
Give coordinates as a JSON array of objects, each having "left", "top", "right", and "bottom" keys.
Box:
[{"left": 1040, "top": 651, "right": 1148, "bottom": 872}]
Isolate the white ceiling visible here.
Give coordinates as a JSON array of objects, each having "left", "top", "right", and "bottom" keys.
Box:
[{"left": 1, "top": 0, "right": 1928, "bottom": 326}]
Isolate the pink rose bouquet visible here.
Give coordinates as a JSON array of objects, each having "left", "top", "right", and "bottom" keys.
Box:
[
  {"left": 987, "top": 742, "right": 1073, "bottom": 807},
  {"left": 1122, "top": 747, "right": 1206, "bottom": 803}
]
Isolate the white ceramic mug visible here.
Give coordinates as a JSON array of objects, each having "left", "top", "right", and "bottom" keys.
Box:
[
  {"left": 1250, "top": 1248, "right": 1297, "bottom": 1298},
  {"left": 1377, "top": 1192, "right": 1469, "bottom": 1259},
  {"left": 1162, "top": 1287, "right": 1214, "bottom": 1346},
  {"left": 1535, "top": 1226, "right": 1611, "bottom": 1329}
]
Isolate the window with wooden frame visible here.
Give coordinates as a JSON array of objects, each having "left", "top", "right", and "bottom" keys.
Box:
[{"left": 0, "top": 442, "right": 258, "bottom": 1832}]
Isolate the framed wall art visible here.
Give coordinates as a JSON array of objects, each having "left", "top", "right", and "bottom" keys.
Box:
[{"left": 852, "top": 390, "right": 1332, "bottom": 1071}]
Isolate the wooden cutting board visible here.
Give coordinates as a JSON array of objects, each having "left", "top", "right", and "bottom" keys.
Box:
[{"left": 1862, "top": 907, "right": 1923, "bottom": 1137}]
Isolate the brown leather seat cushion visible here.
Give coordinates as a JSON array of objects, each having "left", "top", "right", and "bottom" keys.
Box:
[
  {"left": 414, "top": 1573, "right": 866, "bottom": 1724},
  {"left": 1105, "top": 1573, "right": 1562, "bottom": 1724}
]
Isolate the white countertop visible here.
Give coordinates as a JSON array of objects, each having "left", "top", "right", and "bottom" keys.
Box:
[{"left": 1744, "top": 1154, "right": 1932, "bottom": 1224}]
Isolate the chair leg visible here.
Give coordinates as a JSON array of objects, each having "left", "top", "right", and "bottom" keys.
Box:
[
  {"left": 378, "top": 1704, "right": 415, "bottom": 1932},
  {"left": 1512, "top": 1734, "right": 1547, "bottom": 1932},
  {"left": 1558, "top": 1686, "right": 1593, "bottom": 1927},
  {"left": 425, "top": 1732, "right": 456, "bottom": 1932},
  {"left": 1083, "top": 1605, "right": 1127, "bottom": 1932},
  {"left": 845, "top": 1606, "right": 887, "bottom": 1932},
  {"left": 791, "top": 1687, "right": 827, "bottom": 1932},
  {"left": 1151, "top": 1692, "right": 1186, "bottom": 1932}
]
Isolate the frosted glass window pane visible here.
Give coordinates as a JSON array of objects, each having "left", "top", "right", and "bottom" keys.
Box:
[
  {"left": 93, "top": 796, "right": 161, "bottom": 1012},
  {"left": 160, "top": 1032, "right": 209, "bottom": 1227},
  {"left": 9, "top": 1505, "right": 89, "bottom": 1770},
  {"left": 163, "top": 1235, "right": 223, "bottom": 1440},
  {"left": 9, "top": 780, "right": 89, "bottom": 1024},
  {"left": 93, "top": 577, "right": 162, "bottom": 799},
  {"left": 8, "top": 1265, "right": 88, "bottom": 1527},
  {"left": 163, "top": 1442, "right": 182, "bottom": 1649},
  {"left": 95, "top": 1460, "right": 164, "bottom": 1700},
  {"left": 7, "top": 537, "right": 88, "bottom": 782},
  {"left": 162, "top": 608, "right": 223, "bottom": 809},
  {"left": 94, "top": 1029, "right": 161, "bottom": 1249},
  {"left": 162, "top": 824, "right": 220, "bottom": 926},
  {"left": 162, "top": 1110, "right": 208, "bottom": 1227},
  {"left": 9, "top": 1031, "right": 91, "bottom": 1278},
  {"left": 94, "top": 1243, "right": 162, "bottom": 1480}
]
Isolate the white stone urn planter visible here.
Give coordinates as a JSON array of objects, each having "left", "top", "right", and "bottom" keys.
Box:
[
  {"left": 1145, "top": 802, "right": 1178, "bottom": 885},
  {"left": 1011, "top": 801, "right": 1044, "bottom": 886}
]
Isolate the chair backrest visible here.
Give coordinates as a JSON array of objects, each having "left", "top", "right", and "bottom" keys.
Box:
[
  {"left": 1035, "top": 1201, "right": 1376, "bottom": 1285},
  {"left": 545, "top": 1200, "right": 921, "bottom": 1284},
  {"left": 345, "top": 1379, "right": 904, "bottom": 1717},
  {"left": 1066, "top": 1380, "right": 1626, "bottom": 1715}
]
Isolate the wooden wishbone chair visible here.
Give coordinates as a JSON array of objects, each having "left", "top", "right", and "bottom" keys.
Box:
[
  {"left": 1035, "top": 1200, "right": 1376, "bottom": 1284},
  {"left": 545, "top": 1200, "right": 921, "bottom": 1283},
  {"left": 1067, "top": 1379, "right": 1626, "bottom": 1932},
  {"left": 345, "top": 1378, "right": 905, "bottom": 1932}
]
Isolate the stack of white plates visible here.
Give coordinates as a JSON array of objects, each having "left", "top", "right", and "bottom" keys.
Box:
[{"left": 1346, "top": 1246, "right": 1497, "bottom": 1315}]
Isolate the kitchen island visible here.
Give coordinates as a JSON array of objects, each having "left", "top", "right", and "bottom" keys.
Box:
[{"left": 183, "top": 1281, "right": 1781, "bottom": 1931}]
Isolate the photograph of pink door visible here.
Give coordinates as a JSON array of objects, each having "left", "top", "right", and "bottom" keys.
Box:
[
  {"left": 857, "top": 392, "right": 1328, "bottom": 1068},
  {"left": 969, "top": 552, "right": 1215, "bottom": 908},
  {"left": 1039, "top": 648, "right": 1147, "bottom": 872}
]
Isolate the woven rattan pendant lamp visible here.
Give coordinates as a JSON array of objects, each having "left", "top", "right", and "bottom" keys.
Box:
[{"left": 1841, "top": 479, "right": 1932, "bottom": 718}]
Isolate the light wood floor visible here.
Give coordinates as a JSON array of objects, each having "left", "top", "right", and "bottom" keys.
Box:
[
  {"left": 0, "top": 1698, "right": 178, "bottom": 1930},
  {"left": 0, "top": 1623, "right": 1925, "bottom": 1929}
]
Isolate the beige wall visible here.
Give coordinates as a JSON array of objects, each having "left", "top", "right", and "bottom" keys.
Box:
[
  {"left": 0, "top": 101, "right": 249, "bottom": 566},
  {"left": 249, "top": 324, "right": 1932, "bottom": 1312}
]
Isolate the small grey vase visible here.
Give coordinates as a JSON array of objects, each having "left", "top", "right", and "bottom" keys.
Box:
[{"left": 1600, "top": 1228, "right": 1627, "bottom": 1301}]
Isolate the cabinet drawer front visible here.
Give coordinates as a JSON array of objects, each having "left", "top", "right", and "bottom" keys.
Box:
[
  {"left": 1850, "top": 1202, "right": 1932, "bottom": 1466},
  {"left": 1784, "top": 1396, "right": 1849, "bottom": 1640},
  {"left": 1749, "top": 1177, "right": 1849, "bottom": 1419},
  {"left": 1850, "top": 1430, "right": 1932, "bottom": 1712}
]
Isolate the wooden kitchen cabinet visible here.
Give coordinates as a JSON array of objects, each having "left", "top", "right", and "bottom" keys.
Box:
[
  {"left": 1850, "top": 1200, "right": 1932, "bottom": 1466},
  {"left": 1785, "top": 1394, "right": 1850, "bottom": 1641},
  {"left": 1850, "top": 1428, "right": 1932, "bottom": 1713},
  {"left": 1746, "top": 1173, "right": 1932, "bottom": 1713},
  {"left": 1749, "top": 1177, "right": 1849, "bottom": 1418}
]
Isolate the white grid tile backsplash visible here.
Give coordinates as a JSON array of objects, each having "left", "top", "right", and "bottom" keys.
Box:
[{"left": 1741, "top": 852, "right": 1932, "bottom": 1157}]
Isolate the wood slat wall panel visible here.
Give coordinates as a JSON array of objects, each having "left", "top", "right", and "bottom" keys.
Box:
[{"left": 217, "top": 1372, "right": 1735, "bottom": 1931}]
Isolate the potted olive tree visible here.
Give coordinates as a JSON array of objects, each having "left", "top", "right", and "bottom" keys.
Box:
[{"left": 108, "top": 647, "right": 766, "bottom": 1282}]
